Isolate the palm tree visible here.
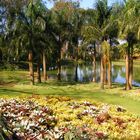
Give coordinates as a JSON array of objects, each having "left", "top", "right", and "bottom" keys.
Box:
[
  {"left": 82, "top": 9, "right": 101, "bottom": 82},
  {"left": 4, "top": 0, "right": 34, "bottom": 84},
  {"left": 5, "top": 0, "right": 48, "bottom": 85},
  {"left": 32, "top": 1, "right": 51, "bottom": 83},
  {"left": 51, "top": 1, "right": 76, "bottom": 81},
  {"left": 0, "top": 0, "right": 28, "bottom": 64},
  {"left": 95, "top": 0, "right": 113, "bottom": 89},
  {"left": 82, "top": 0, "right": 117, "bottom": 88},
  {"left": 100, "top": 38, "right": 111, "bottom": 88},
  {"left": 119, "top": 0, "right": 139, "bottom": 90},
  {"left": 71, "top": 8, "right": 85, "bottom": 82},
  {"left": 15, "top": 0, "right": 35, "bottom": 85}
]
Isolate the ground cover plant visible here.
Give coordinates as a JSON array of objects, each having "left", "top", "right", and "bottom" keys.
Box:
[{"left": 0, "top": 96, "right": 140, "bottom": 140}]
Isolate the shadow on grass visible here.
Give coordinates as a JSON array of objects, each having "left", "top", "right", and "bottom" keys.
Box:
[
  {"left": 35, "top": 80, "right": 90, "bottom": 87},
  {"left": 0, "top": 88, "right": 33, "bottom": 95}
]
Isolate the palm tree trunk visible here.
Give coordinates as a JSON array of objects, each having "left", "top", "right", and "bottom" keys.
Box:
[
  {"left": 129, "top": 58, "right": 132, "bottom": 89},
  {"left": 75, "top": 63, "right": 78, "bottom": 82},
  {"left": 43, "top": 51, "right": 47, "bottom": 82},
  {"left": 100, "top": 57, "right": 104, "bottom": 89},
  {"left": 29, "top": 0, "right": 34, "bottom": 85},
  {"left": 37, "top": 57, "right": 41, "bottom": 83},
  {"left": 108, "top": 59, "right": 112, "bottom": 88},
  {"left": 75, "top": 45, "right": 79, "bottom": 82},
  {"left": 57, "top": 47, "right": 61, "bottom": 81},
  {"left": 92, "top": 55, "right": 96, "bottom": 82},
  {"left": 0, "top": 49, "right": 2, "bottom": 62},
  {"left": 57, "top": 60, "right": 61, "bottom": 81},
  {"left": 75, "top": 44, "right": 79, "bottom": 82},
  {"left": 65, "top": 41, "right": 69, "bottom": 59},
  {"left": 108, "top": 38, "right": 112, "bottom": 88},
  {"left": 129, "top": 46, "right": 133, "bottom": 89},
  {"left": 104, "top": 64, "right": 107, "bottom": 84},
  {"left": 92, "top": 43, "right": 96, "bottom": 82},
  {"left": 126, "top": 44, "right": 131, "bottom": 90},
  {"left": 28, "top": 50, "right": 34, "bottom": 85}
]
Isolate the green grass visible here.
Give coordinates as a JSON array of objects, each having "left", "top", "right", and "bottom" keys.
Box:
[{"left": 113, "top": 59, "right": 140, "bottom": 67}]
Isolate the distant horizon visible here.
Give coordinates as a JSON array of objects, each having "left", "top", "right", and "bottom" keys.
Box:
[{"left": 44, "top": 0, "right": 123, "bottom": 9}]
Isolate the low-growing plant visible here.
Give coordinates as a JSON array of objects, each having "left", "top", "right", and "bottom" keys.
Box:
[{"left": 0, "top": 97, "right": 140, "bottom": 140}]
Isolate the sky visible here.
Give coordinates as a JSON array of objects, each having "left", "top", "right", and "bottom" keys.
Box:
[
  {"left": 45, "top": 0, "right": 123, "bottom": 9},
  {"left": 80, "top": 0, "right": 123, "bottom": 8}
]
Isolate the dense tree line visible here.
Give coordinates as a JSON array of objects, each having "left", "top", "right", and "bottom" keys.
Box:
[{"left": 0, "top": 0, "right": 140, "bottom": 90}]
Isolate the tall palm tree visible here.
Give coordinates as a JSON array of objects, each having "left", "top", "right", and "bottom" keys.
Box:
[
  {"left": 1, "top": 0, "right": 34, "bottom": 84},
  {"left": 71, "top": 8, "right": 85, "bottom": 82},
  {"left": 95, "top": 0, "right": 113, "bottom": 89},
  {"left": 82, "top": 9, "right": 101, "bottom": 82},
  {"left": 0, "top": 0, "right": 29, "bottom": 64},
  {"left": 119, "top": 0, "right": 140, "bottom": 90},
  {"left": 5, "top": 0, "right": 48, "bottom": 85},
  {"left": 82, "top": 0, "right": 118, "bottom": 89},
  {"left": 51, "top": 1, "right": 75, "bottom": 81},
  {"left": 32, "top": 1, "right": 51, "bottom": 83}
]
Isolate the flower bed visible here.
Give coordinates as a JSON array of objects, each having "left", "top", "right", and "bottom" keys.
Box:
[{"left": 0, "top": 96, "right": 140, "bottom": 140}]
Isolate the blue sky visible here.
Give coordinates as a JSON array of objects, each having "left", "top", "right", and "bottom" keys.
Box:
[
  {"left": 45, "top": 0, "right": 123, "bottom": 9},
  {"left": 80, "top": 0, "right": 123, "bottom": 8}
]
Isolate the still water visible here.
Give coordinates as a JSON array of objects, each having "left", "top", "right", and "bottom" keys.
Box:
[{"left": 49, "top": 63, "right": 140, "bottom": 86}]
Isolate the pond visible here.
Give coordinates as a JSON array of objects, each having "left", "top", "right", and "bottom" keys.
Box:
[{"left": 48, "top": 63, "right": 140, "bottom": 86}]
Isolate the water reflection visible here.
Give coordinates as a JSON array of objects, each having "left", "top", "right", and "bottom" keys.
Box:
[{"left": 49, "top": 63, "right": 140, "bottom": 86}]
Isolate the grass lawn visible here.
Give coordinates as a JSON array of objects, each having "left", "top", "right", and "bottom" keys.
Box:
[
  {"left": 113, "top": 59, "right": 140, "bottom": 67},
  {"left": 0, "top": 70, "right": 140, "bottom": 116}
]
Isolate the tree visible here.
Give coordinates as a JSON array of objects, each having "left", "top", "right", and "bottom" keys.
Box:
[
  {"left": 71, "top": 8, "right": 85, "bottom": 82},
  {"left": 82, "top": 0, "right": 117, "bottom": 88},
  {"left": 82, "top": 9, "right": 100, "bottom": 82},
  {"left": 51, "top": 1, "right": 76, "bottom": 81},
  {"left": 3, "top": 0, "right": 48, "bottom": 85},
  {"left": 119, "top": 0, "right": 140, "bottom": 90},
  {"left": 5, "top": 0, "right": 35, "bottom": 85},
  {"left": 32, "top": 0, "right": 50, "bottom": 83},
  {"left": 0, "top": 0, "right": 28, "bottom": 64},
  {"left": 100, "top": 39, "right": 111, "bottom": 88},
  {"left": 95, "top": 0, "right": 113, "bottom": 89}
]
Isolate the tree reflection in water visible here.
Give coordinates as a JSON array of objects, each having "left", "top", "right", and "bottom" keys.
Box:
[{"left": 49, "top": 63, "right": 140, "bottom": 86}]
